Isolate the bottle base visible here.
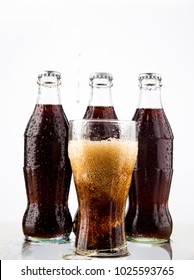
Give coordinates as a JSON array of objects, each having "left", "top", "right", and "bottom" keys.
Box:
[
  {"left": 25, "top": 235, "right": 70, "bottom": 244},
  {"left": 126, "top": 235, "right": 169, "bottom": 244},
  {"left": 75, "top": 243, "right": 129, "bottom": 258}
]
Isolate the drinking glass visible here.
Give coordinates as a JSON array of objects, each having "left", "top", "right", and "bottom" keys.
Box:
[{"left": 68, "top": 120, "right": 137, "bottom": 257}]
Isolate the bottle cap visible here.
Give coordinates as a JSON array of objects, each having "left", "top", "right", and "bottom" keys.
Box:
[
  {"left": 37, "top": 70, "right": 61, "bottom": 86},
  {"left": 89, "top": 72, "right": 113, "bottom": 87},
  {"left": 138, "top": 73, "right": 162, "bottom": 88}
]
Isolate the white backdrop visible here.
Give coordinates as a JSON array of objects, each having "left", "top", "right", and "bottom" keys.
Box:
[{"left": 0, "top": 0, "right": 194, "bottom": 225}]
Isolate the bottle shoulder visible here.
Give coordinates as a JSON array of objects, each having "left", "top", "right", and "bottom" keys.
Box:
[
  {"left": 133, "top": 108, "right": 173, "bottom": 139},
  {"left": 24, "top": 104, "right": 69, "bottom": 137},
  {"left": 83, "top": 106, "right": 118, "bottom": 119}
]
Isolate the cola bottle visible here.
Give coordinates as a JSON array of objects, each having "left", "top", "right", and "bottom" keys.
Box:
[
  {"left": 73, "top": 72, "right": 118, "bottom": 234},
  {"left": 125, "top": 73, "right": 173, "bottom": 243},
  {"left": 22, "top": 71, "right": 72, "bottom": 242}
]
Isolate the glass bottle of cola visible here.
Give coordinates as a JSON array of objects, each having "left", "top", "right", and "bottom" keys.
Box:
[
  {"left": 125, "top": 73, "right": 173, "bottom": 243},
  {"left": 73, "top": 72, "right": 118, "bottom": 234},
  {"left": 22, "top": 71, "right": 72, "bottom": 242}
]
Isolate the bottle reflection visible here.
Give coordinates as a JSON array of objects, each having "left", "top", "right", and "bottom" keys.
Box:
[
  {"left": 159, "top": 241, "right": 173, "bottom": 260},
  {"left": 127, "top": 241, "right": 172, "bottom": 260},
  {"left": 21, "top": 239, "right": 74, "bottom": 260},
  {"left": 21, "top": 238, "right": 172, "bottom": 260}
]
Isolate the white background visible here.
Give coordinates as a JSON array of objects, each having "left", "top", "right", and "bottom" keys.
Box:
[{"left": 0, "top": 0, "right": 194, "bottom": 226}]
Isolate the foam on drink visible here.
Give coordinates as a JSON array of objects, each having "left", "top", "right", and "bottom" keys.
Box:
[{"left": 69, "top": 139, "right": 137, "bottom": 191}]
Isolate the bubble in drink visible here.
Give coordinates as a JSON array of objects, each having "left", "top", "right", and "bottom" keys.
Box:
[{"left": 69, "top": 138, "right": 137, "bottom": 252}]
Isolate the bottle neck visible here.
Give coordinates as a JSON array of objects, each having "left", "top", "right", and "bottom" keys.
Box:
[
  {"left": 89, "top": 85, "right": 114, "bottom": 107},
  {"left": 37, "top": 85, "right": 61, "bottom": 105},
  {"left": 137, "top": 87, "right": 163, "bottom": 109}
]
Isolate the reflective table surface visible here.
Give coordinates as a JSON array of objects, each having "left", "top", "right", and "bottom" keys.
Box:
[{"left": 0, "top": 223, "right": 194, "bottom": 260}]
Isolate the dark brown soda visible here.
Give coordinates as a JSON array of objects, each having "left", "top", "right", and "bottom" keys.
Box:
[
  {"left": 83, "top": 106, "right": 118, "bottom": 119},
  {"left": 125, "top": 108, "right": 173, "bottom": 241},
  {"left": 72, "top": 105, "right": 118, "bottom": 234},
  {"left": 23, "top": 104, "right": 72, "bottom": 241}
]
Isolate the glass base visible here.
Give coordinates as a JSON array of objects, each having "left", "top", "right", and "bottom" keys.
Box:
[
  {"left": 127, "top": 236, "right": 169, "bottom": 244},
  {"left": 75, "top": 243, "right": 129, "bottom": 258},
  {"left": 25, "top": 235, "right": 70, "bottom": 244}
]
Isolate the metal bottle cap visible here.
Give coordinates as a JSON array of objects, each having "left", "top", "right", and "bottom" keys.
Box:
[
  {"left": 37, "top": 70, "right": 61, "bottom": 86},
  {"left": 89, "top": 72, "right": 113, "bottom": 87},
  {"left": 138, "top": 73, "right": 162, "bottom": 88}
]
